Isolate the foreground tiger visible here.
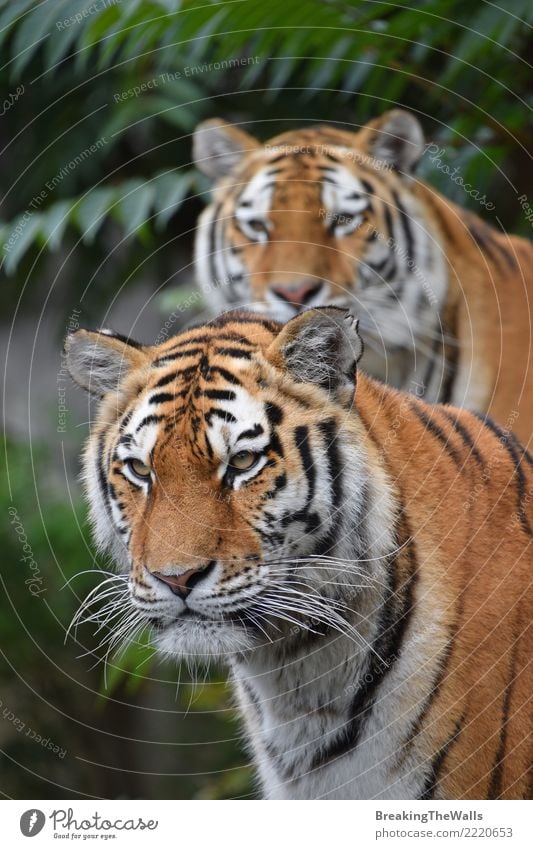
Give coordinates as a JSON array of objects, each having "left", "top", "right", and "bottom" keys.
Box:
[
  {"left": 193, "top": 110, "right": 533, "bottom": 444},
  {"left": 66, "top": 307, "right": 532, "bottom": 800}
]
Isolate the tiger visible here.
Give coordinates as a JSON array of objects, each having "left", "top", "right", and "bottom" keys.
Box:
[
  {"left": 192, "top": 109, "right": 533, "bottom": 445},
  {"left": 66, "top": 306, "right": 532, "bottom": 800}
]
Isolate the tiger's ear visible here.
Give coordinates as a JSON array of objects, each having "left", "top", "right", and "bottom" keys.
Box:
[
  {"left": 64, "top": 329, "right": 149, "bottom": 397},
  {"left": 193, "top": 119, "right": 259, "bottom": 179},
  {"left": 357, "top": 109, "right": 425, "bottom": 174},
  {"left": 265, "top": 307, "right": 363, "bottom": 405}
]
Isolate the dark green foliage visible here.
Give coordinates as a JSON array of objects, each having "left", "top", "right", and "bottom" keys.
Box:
[
  {"left": 1, "top": 0, "right": 530, "bottom": 798},
  {"left": 0, "top": 0, "right": 531, "bottom": 278}
]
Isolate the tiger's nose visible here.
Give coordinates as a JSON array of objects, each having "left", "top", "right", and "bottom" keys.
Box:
[
  {"left": 270, "top": 280, "right": 324, "bottom": 306},
  {"left": 152, "top": 561, "right": 216, "bottom": 598}
]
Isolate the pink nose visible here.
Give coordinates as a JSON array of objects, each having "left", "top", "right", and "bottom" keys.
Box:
[{"left": 270, "top": 280, "right": 323, "bottom": 306}]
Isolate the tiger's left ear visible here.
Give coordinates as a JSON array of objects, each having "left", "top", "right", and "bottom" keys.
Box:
[
  {"left": 64, "top": 329, "right": 149, "bottom": 397},
  {"left": 357, "top": 109, "right": 425, "bottom": 175},
  {"left": 193, "top": 119, "right": 260, "bottom": 180},
  {"left": 265, "top": 307, "right": 363, "bottom": 406}
]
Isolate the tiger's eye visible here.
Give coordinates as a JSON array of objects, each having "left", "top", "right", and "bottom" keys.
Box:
[
  {"left": 229, "top": 450, "right": 258, "bottom": 471},
  {"left": 127, "top": 458, "right": 152, "bottom": 479},
  {"left": 248, "top": 219, "right": 266, "bottom": 233}
]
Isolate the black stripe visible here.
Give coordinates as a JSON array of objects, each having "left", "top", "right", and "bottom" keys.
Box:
[
  {"left": 214, "top": 347, "right": 251, "bottom": 359},
  {"left": 360, "top": 178, "right": 374, "bottom": 195},
  {"left": 119, "top": 410, "right": 133, "bottom": 432},
  {"left": 262, "top": 471, "right": 287, "bottom": 503},
  {"left": 205, "top": 408, "right": 237, "bottom": 424},
  {"left": 269, "top": 429, "right": 284, "bottom": 459},
  {"left": 466, "top": 216, "right": 517, "bottom": 271},
  {"left": 238, "top": 424, "right": 264, "bottom": 441},
  {"left": 203, "top": 389, "right": 236, "bottom": 401},
  {"left": 392, "top": 190, "right": 415, "bottom": 267},
  {"left": 99, "top": 330, "right": 143, "bottom": 349},
  {"left": 311, "top": 516, "right": 418, "bottom": 770},
  {"left": 419, "top": 713, "right": 465, "bottom": 800},
  {"left": 208, "top": 366, "right": 242, "bottom": 386},
  {"left": 367, "top": 254, "right": 390, "bottom": 274},
  {"left": 398, "top": 587, "right": 466, "bottom": 766},
  {"left": 204, "top": 432, "right": 213, "bottom": 458},
  {"left": 265, "top": 402, "right": 283, "bottom": 426},
  {"left": 487, "top": 632, "right": 520, "bottom": 799},
  {"left": 411, "top": 404, "right": 463, "bottom": 468},
  {"left": 475, "top": 414, "right": 532, "bottom": 535},
  {"left": 295, "top": 426, "right": 315, "bottom": 501},
  {"left": 153, "top": 347, "right": 204, "bottom": 365},
  {"left": 208, "top": 203, "right": 222, "bottom": 287},
  {"left": 312, "top": 418, "right": 345, "bottom": 556},
  {"left": 438, "top": 307, "right": 459, "bottom": 405},
  {"left": 207, "top": 312, "right": 279, "bottom": 332},
  {"left": 149, "top": 392, "right": 178, "bottom": 405},
  {"left": 135, "top": 414, "right": 163, "bottom": 432},
  {"left": 96, "top": 433, "right": 111, "bottom": 514},
  {"left": 164, "top": 333, "right": 254, "bottom": 352},
  {"left": 440, "top": 409, "right": 484, "bottom": 467},
  {"left": 317, "top": 418, "right": 342, "bottom": 507},
  {"left": 383, "top": 202, "right": 394, "bottom": 238},
  {"left": 115, "top": 468, "right": 144, "bottom": 491},
  {"left": 153, "top": 371, "right": 179, "bottom": 388},
  {"left": 421, "top": 336, "right": 440, "bottom": 396}
]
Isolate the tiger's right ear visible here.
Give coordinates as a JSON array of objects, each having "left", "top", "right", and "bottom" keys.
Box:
[
  {"left": 265, "top": 307, "right": 363, "bottom": 407},
  {"left": 64, "top": 329, "right": 149, "bottom": 397},
  {"left": 193, "top": 119, "right": 259, "bottom": 179}
]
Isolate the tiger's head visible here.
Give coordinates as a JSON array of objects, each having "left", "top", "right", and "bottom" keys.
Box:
[
  {"left": 66, "top": 308, "right": 394, "bottom": 661},
  {"left": 193, "top": 110, "right": 448, "bottom": 376}
]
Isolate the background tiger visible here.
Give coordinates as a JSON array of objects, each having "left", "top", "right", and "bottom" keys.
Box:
[
  {"left": 193, "top": 110, "right": 533, "bottom": 444},
  {"left": 66, "top": 306, "right": 532, "bottom": 800}
]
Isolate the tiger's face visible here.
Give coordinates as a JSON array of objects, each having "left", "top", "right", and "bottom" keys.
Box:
[
  {"left": 194, "top": 110, "right": 448, "bottom": 385},
  {"left": 66, "top": 309, "right": 391, "bottom": 661}
]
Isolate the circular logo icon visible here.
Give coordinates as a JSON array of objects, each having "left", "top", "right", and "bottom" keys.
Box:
[{"left": 20, "top": 810, "right": 46, "bottom": 837}]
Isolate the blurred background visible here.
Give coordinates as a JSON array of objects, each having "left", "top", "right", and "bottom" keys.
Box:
[{"left": 1, "top": 0, "right": 531, "bottom": 799}]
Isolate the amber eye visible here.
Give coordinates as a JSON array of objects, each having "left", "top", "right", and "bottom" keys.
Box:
[
  {"left": 229, "top": 450, "right": 258, "bottom": 471},
  {"left": 126, "top": 458, "right": 152, "bottom": 480},
  {"left": 247, "top": 219, "right": 266, "bottom": 233}
]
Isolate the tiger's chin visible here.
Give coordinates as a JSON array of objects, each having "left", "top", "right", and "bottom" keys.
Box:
[{"left": 152, "top": 613, "right": 257, "bottom": 661}]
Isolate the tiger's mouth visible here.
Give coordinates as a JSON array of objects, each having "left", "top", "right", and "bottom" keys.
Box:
[
  {"left": 149, "top": 602, "right": 262, "bottom": 659},
  {"left": 147, "top": 605, "right": 262, "bottom": 632}
]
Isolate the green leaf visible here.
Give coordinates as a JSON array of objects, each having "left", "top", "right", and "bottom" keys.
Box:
[
  {"left": 1, "top": 212, "right": 42, "bottom": 275},
  {"left": 115, "top": 179, "right": 156, "bottom": 235},
  {"left": 153, "top": 170, "right": 194, "bottom": 229},
  {"left": 75, "top": 187, "right": 116, "bottom": 244},
  {"left": 11, "top": 0, "right": 72, "bottom": 77},
  {"left": 38, "top": 200, "right": 72, "bottom": 251},
  {"left": 0, "top": 0, "right": 36, "bottom": 49},
  {"left": 44, "top": 0, "right": 98, "bottom": 69}
]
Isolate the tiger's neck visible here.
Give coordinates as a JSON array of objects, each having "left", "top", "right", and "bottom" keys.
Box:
[{"left": 228, "top": 409, "right": 444, "bottom": 799}]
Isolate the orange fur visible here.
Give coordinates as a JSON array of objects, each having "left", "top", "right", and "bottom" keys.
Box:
[
  {"left": 194, "top": 111, "right": 533, "bottom": 444},
  {"left": 67, "top": 309, "right": 532, "bottom": 799}
]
